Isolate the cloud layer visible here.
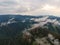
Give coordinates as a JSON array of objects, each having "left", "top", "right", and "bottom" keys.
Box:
[{"left": 0, "top": 0, "right": 60, "bottom": 16}]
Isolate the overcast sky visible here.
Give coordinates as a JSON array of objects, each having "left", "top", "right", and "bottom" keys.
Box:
[{"left": 0, "top": 0, "right": 60, "bottom": 16}]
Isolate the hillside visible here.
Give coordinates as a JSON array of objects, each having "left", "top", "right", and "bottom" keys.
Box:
[{"left": 0, "top": 15, "right": 60, "bottom": 45}]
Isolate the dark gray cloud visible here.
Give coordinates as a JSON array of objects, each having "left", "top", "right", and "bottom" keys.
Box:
[{"left": 0, "top": 0, "right": 18, "bottom": 6}]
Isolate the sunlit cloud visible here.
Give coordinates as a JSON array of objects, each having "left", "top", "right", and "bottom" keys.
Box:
[{"left": 42, "top": 4, "right": 56, "bottom": 10}]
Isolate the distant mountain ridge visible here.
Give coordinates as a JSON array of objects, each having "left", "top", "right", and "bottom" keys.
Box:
[{"left": 0, "top": 15, "right": 60, "bottom": 39}]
